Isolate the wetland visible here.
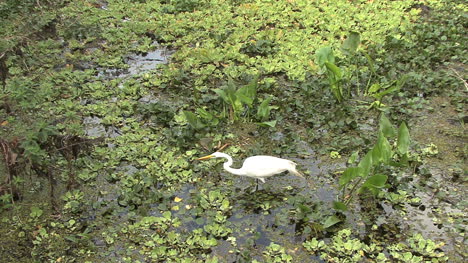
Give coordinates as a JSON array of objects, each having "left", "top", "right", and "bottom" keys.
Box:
[{"left": 0, "top": 0, "right": 466, "bottom": 262}]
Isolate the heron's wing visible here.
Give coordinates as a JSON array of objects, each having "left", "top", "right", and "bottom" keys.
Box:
[{"left": 242, "top": 156, "right": 292, "bottom": 177}]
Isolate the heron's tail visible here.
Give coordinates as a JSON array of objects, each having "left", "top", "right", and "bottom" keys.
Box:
[{"left": 288, "top": 161, "right": 305, "bottom": 178}]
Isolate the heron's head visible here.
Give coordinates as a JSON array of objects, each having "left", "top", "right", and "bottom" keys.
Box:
[{"left": 196, "top": 152, "right": 223, "bottom": 160}]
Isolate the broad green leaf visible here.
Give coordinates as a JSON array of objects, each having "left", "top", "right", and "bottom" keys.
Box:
[
  {"left": 347, "top": 150, "right": 359, "bottom": 164},
  {"left": 217, "top": 84, "right": 243, "bottom": 119},
  {"left": 213, "top": 89, "right": 229, "bottom": 103},
  {"left": 341, "top": 32, "right": 360, "bottom": 55},
  {"left": 339, "top": 167, "right": 362, "bottom": 186},
  {"left": 333, "top": 201, "right": 348, "bottom": 211},
  {"left": 30, "top": 207, "right": 43, "bottom": 218},
  {"left": 65, "top": 235, "right": 78, "bottom": 243},
  {"left": 236, "top": 76, "right": 258, "bottom": 106},
  {"left": 324, "top": 62, "right": 342, "bottom": 80},
  {"left": 236, "top": 78, "right": 257, "bottom": 106},
  {"left": 196, "top": 108, "right": 213, "bottom": 120},
  {"left": 323, "top": 215, "right": 341, "bottom": 229},
  {"left": 360, "top": 185, "right": 380, "bottom": 195},
  {"left": 209, "top": 190, "right": 220, "bottom": 201},
  {"left": 196, "top": 108, "right": 219, "bottom": 126},
  {"left": 360, "top": 174, "right": 388, "bottom": 195},
  {"left": 397, "top": 122, "right": 410, "bottom": 155},
  {"left": 372, "top": 132, "right": 392, "bottom": 165},
  {"left": 358, "top": 151, "right": 373, "bottom": 177},
  {"left": 236, "top": 90, "right": 254, "bottom": 106},
  {"left": 398, "top": 153, "right": 409, "bottom": 167},
  {"left": 183, "top": 111, "right": 204, "bottom": 129},
  {"left": 363, "top": 174, "right": 388, "bottom": 188},
  {"left": 221, "top": 79, "right": 241, "bottom": 110},
  {"left": 379, "top": 114, "right": 396, "bottom": 138},
  {"left": 162, "top": 211, "right": 171, "bottom": 219},
  {"left": 324, "top": 62, "right": 343, "bottom": 103},
  {"left": 226, "top": 89, "right": 238, "bottom": 107},
  {"left": 363, "top": 51, "right": 376, "bottom": 75},
  {"left": 367, "top": 83, "right": 381, "bottom": 94},
  {"left": 315, "top": 46, "right": 334, "bottom": 68},
  {"left": 257, "top": 120, "right": 277, "bottom": 128},
  {"left": 220, "top": 199, "right": 230, "bottom": 211},
  {"left": 297, "top": 204, "right": 312, "bottom": 214},
  {"left": 371, "top": 85, "right": 400, "bottom": 100},
  {"left": 256, "top": 96, "right": 273, "bottom": 120},
  {"left": 232, "top": 100, "right": 243, "bottom": 118}
]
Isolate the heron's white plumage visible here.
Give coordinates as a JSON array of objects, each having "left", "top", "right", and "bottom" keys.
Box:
[{"left": 197, "top": 152, "right": 304, "bottom": 183}]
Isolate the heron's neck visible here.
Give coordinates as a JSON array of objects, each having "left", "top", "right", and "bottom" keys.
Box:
[{"left": 221, "top": 154, "right": 246, "bottom": 176}]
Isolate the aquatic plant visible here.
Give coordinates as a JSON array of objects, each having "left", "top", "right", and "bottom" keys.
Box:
[
  {"left": 335, "top": 114, "right": 411, "bottom": 210},
  {"left": 0, "top": 0, "right": 465, "bottom": 261},
  {"left": 303, "top": 229, "right": 448, "bottom": 262}
]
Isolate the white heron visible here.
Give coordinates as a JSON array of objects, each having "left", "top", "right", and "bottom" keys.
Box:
[{"left": 197, "top": 152, "right": 304, "bottom": 185}]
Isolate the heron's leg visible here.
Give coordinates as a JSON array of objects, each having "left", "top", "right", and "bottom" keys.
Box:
[{"left": 255, "top": 179, "right": 259, "bottom": 191}]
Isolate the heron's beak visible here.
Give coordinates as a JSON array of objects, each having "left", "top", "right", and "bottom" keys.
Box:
[{"left": 196, "top": 154, "right": 214, "bottom": 161}]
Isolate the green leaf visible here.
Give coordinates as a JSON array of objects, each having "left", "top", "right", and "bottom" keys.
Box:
[
  {"left": 341, "top": 32, "right": 360, "bottom": 55},
  {"left": 220, "top": 199, "right": 230, "bottom": 211},
  {"left": 379, "top": 114, "right": 396, "bottom": 138},
  {"left": 372, "top": 133, "right": 392, "bottom": 165},
  {"left": 324, "top": 62, "right": 343, "bottom": 102},
  {"left": 371, "top": 75, "right": 407, "bottom": 100},
  {"left": 339, "top": 167, "right": 362, "bottom": 186},
  {"left": 162, "top": 211, "right": 171, "bottom": 220},
  {"left": 363, "top": 174, "right": 388, "bottom": 188},
  {"left": 196, "top": 108, "right": 212, "bottom": 119},
  {"left": 30, "top": 207, "right": 43, "bottom": 218},
  {"left": 209, "top": 190, "right": 220, "bottom": 201},
  {"left": 333, "top": 201, "right": 348, "bottom": 211},
  {"left": 213, "top": 89, "right": 229, "bottom": 103},
  {"left": 347, "top": 150, "right": 359, "bottom": 164},
  {"left": 216, "top": 79, "right": 242, "bottom": 115},
  {"left": 236, "top": 76, "right": 258, "bottom": 106},
  {"left": 323, "top": 215, "right": 341, "bottom": 228},
  {"left": 358, "top": 152, "right": 373, "bottom": 177},
  {"left": 236, "top": 87, "right": 254, "bottom": 106},
  {"left": 371, "top": 85, "right": 400, "bottom": 100},
  {"left": 362, "top": 51, "right": 376, "bottom": 75},
  {"left": 397, "top": 153, "right": 409, "bottom": 167},
  {"left": 360, "top": 174, "right": 388, "bottom": 195},
  {"left": 195, "top": 218, "right": 205, "bottom": 225},
  {"left": 329, "top": 84, "right": 343, "bottom": 103},
  {"left": 256, "top": 96, "right": 273, "bottom": 120},
  {"left": 397, "top": 122, "right": 410, "bottom": 155},
  {"left": 183, "top": 111, "right": 204, "bottom": 129},
  {"left": 367, "top": 83, "right": 381, "bottom": 94},
  {"left": 257, "top": 120, "right": 277, "bottom": 128},
  {"left": 65, "top": 235, "right": 78, "bottom": 242},
  {"left": 196, "top": 108, "right": 219, "bottom": 126},
  {"left": 315, "top": 46, "right": 334, "bottom": 68},
  {"left": 324, "top": 62, "right": 342, "bottom": 80}
]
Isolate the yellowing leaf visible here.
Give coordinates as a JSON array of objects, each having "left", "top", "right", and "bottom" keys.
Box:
[{"left": 174, "top": 197, "right": 183, "bottom": 203}]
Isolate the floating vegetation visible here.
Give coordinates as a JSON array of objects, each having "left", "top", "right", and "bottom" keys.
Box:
[{"left": 0, "top": 0, "right": 466, "bottom": 262}]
